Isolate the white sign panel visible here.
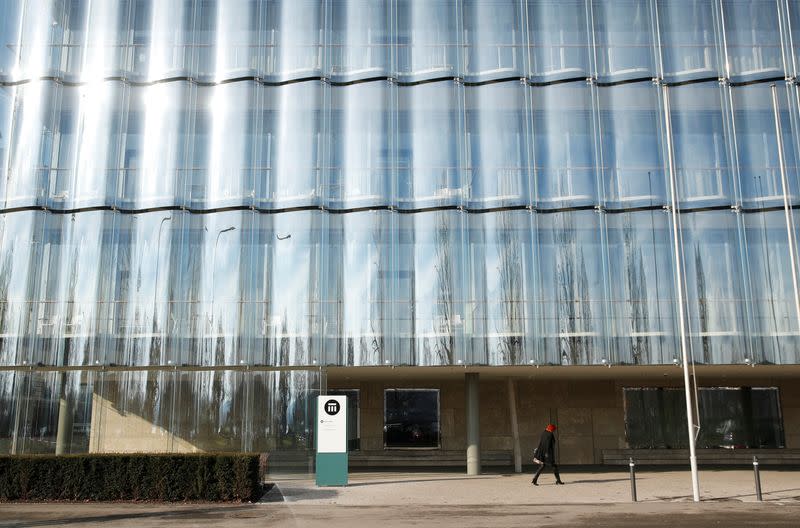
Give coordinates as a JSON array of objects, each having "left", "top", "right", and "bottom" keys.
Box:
[{"left": 317, "top": 395, "right": 347, "bottom": 453}]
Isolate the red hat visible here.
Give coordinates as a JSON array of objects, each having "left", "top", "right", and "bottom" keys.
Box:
[{"left": 546, "top": 424, "right": 557, "bottom": 432}]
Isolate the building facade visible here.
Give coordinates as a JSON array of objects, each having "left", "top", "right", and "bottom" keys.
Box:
[{"left": 1, "top": 0, "right": 800, "bottom": 466}]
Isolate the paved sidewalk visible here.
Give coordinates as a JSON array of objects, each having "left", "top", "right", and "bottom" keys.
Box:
[
  {"left": 274, "top": 467, "right": 800, "bottom": 504},
  {"left": 1, "top": 468, "right": 799, "bottom": 527}
]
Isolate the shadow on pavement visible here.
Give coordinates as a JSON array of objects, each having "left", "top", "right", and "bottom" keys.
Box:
[
  {"left": 346, "top": 476, "right": 499, "bottom": 487},
  {"left": 2, "top": 506, "right": 256, "bottom": 528},
  {"left": 562, "top": 478, "right": 630, "bottom": 485},
  {"left": 277, "top": 486, "right": 340, "bottom": 501}
]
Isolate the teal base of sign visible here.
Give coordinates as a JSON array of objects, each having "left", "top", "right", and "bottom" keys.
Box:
[{"left": 316, "top": 452, "right": 348, "bottom": 486}]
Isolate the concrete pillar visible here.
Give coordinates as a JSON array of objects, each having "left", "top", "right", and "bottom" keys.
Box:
[
  {"left": 507, "top": 378, "right": 522, "bottom": 473},
  {"left": 466, "top": 373, "right": 481, "bottom": 476}
]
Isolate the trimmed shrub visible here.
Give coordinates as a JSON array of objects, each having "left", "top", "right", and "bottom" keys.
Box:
[{"left": 0, "top": 453, "right": 262, "bottom": 502}]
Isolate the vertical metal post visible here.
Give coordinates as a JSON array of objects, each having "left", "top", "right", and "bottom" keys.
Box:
[
  {"left": 753, "top": 456, "right": 763, "bottom": 501},
  {"left": 662, "top": 83, "right": 701, "bottom": 502},
  {"left": 629, "top": 457, "right": 638, "bottom": 502},
  {"left": 770, "top": 84, "right": 800, "bottom": 335}
]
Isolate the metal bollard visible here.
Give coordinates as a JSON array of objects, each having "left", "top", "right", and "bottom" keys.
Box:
[
  {"left": 629, "top": 457, "right": 637, "bottom": 502},
  {"left": 753, "top": 455, "right": 762, "bottom": 501}
]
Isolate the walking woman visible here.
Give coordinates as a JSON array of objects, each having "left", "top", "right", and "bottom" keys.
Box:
[{"left": 532, "top": 423, "right": 564, "bottom": 486}]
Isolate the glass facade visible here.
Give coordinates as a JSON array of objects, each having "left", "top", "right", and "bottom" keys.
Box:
[{"left": 2, "top": 0, "right": 800, "bottom": 455}]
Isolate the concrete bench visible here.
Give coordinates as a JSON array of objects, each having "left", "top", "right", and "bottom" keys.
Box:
[
  {"left": 263, "top": 450, "right": 514, "bottom": 471},
  {"left": 349, "top": 450, "right": 513, "bottom": 468}
]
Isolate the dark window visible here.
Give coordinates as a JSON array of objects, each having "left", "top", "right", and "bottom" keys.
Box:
[
  {"left": 624, "top": 387, "right": 785, "bottom": 449},
  {"left": 384, "top": 389, "right": 440, "bottom": 449}
]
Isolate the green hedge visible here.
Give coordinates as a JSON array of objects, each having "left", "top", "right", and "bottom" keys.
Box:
[{"left": 0, "top": 453, "right": 262, "bottom": 502}]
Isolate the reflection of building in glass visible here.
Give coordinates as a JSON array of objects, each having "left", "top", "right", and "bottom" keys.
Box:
[{"left": 1, "top": 0, "right": 800, "bottom": 469}]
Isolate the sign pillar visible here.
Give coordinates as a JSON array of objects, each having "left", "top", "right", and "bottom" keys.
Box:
[{"left": 316, "top": 395, "right": 348, "bottom": 486}]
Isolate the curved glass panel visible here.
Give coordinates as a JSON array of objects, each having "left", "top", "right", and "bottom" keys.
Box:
[
  {"left": 118, "top": 83, "right": 190, "bottom": 209},
  {"left": 466, "top": 211, "right": 534, "bottom": 365},
  {"left": 789, "top": 0, "right": 800, "bottom": 78},
  {"left": 92, "top": 370, "right": 177, "bottom": 453},
  {"left": 328, "top": 81, "right": 391, "bottom": 208},
  {"left": 592, "top": 0, "right": 655, "bottom": 82},
  {"left": 193, "top": 0, "right": 262, "bottom": 81},
  {"left": 174, "top": 369, "right": 250, "bottom": 451},
  {"left": 743, "top": 210, "right": 800, "bottom": 364},
  {"left": 0, "top": 211, "right": 42, "bottom": 367},
  {"left": 14, "top": 0, "right": 86, "bottom": 81},
  {"left": 263, "top": 0, "right": 324, "bottom": 81},
  {"left": 187, "top": 83, "right": 256, "bottom": 209},
  {"left": 668, "top": 82, "right": 733, "bottom": 207},
  {"left": 395, "top": 0, "right": 459, "bottom": 82},
  {"left": 607, "top": 210, "right": 678, "bottom": 365},
  {"left": 396, "top": 82, "right": 462, "bottom": 209},
  {"left": 81, "top": 0, "right": 130, "bottom": 81},
  {"left": 0, "top": 0, "right": 25, "bottom": 81},
  {"left": 599, "top": 82, "right": 666, "bottom": 208},
  {"left": 40, "top": 86, "right": 80, "bottom": 210},
  {"left": 172, "top": 211, "right": 251, "bottom": 367},
  {"left": 33, "top": 211, "right": 113, "bottom": 366},
  {"left": 47, "top": 82, "right": 123, "bottom": 210},
  {"left": 396, "top": 211, "right": 465, "bottom": 366},
  {"left": 327, "top": 0, "right": 390, "bottom": 82},
  {"left": 527, "top": 0, "right": 591, "bottom": 82},
  {"left": 0, "top": 370, "right": 66, "bottom": 454},
  {"left": 59, "top": 367, "right": 318, "bottom": 455},
  {"left": 55, "top": 0, "right": 91, "bottom": 81},
  {"left": 324, "top": 211, "right": 392, "bottom": 366},
  {"left": 657, "top": 0, "right": 722, "bottom": 82},
  {"left": 681, "top": 211, "right": 748, "bottom": 364},
  {"left": 251, "top": 211, "right": 322, "bottom": 367},
  {"left": 722, "top": 0, "right": 785, "bottom": 82},
  {"left": 256, "top": 82, "right": 323, "bottom": 209},
  {"left": 0, "top": 87, "right": 14, "bottom": 202},
  {"left": 462, "top": 0, "right": 524, "bottom": 81},
  {"left": 731, "top": 83, "right": 800, "bottom": 208},
  {"left": 250, "top": 369, "right": 319, "bottom": 452},
  {"left": 0, "top": 371, "right": 20, "bottom": 452},
  {"left": 532, "top": 82, "right": 598, "bottom": 209},
  {"left": 465, "top": 82, "right": 530, "bottom": 208},
  {"left": 128, "top": 0, "right": 193, "bottom": 81},
  {"left": 6, "top": 81, "right": 54, "bottom": 209},
  {"left": 536, "top": 210, "right": 607, "bottom": 365},
  {"left": 109, "top": 212, "right": 178, "bottom": 366}
]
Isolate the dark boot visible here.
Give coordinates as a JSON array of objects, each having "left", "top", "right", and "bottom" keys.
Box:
[{"left": 532, "top": 464, "right": 544, "bottom": 485}]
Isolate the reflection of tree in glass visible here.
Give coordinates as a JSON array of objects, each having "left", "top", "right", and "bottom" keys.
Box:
[
  {"left": 496, "top": 212, "right": 522, "bottom": 364},
  {"left": 346, "top": 222, "right": 384, "bottom": 366},
  {"left": 694, "top": 247, "right": 710, "bottom": 363},
  {"left": 555, "top": 219, "right": 592, "bottom": 365},
  {"left": 0, "top": 250, "right": 14, "bottom": 364},
  {"left": 622, "top": 216, "right": 650, "bottom": 365},
  {"left": 367, "top": 221, "right": 385, "bottom": 365},
  {"left": 430, "top": 212, "right": 454, "bottom": 365}
]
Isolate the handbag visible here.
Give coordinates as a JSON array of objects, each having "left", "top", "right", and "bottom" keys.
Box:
[{"left": 532, "top": 448, "right": 542, "bottom": 465}]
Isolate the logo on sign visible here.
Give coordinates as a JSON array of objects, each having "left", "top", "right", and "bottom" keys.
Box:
[{"left": 324, "top": 399, "right": 341, "bottom": 416}]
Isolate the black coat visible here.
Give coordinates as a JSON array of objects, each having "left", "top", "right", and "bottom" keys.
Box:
[{"left": 535, "top": 430, "right": 557, "bottom": 464}]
